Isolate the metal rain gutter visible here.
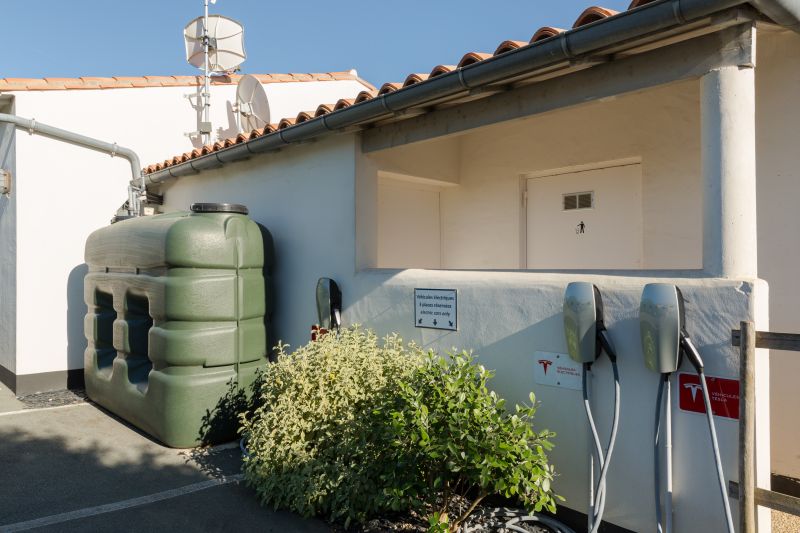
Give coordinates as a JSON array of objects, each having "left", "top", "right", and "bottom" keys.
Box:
[
  {"left": 143, "top": 0, "right": 800, "bottom": 186},
  {"left": 0, "top": 112, "right": 145, "bottom": 214}
]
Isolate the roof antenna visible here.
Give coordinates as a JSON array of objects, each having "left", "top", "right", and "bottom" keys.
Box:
[{"left": 183, "top": 0, "right": 246, "bottom": 144}]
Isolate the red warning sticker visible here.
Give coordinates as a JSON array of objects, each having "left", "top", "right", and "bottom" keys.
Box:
[{"left": 678, "top": 373, "right": 740, "bottom": 420}]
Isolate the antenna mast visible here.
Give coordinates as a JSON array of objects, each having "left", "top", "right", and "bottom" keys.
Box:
[
  {"left": 183, "top": 0, "right": 246, "bottom": 143},
  {"left": 202, "top": 0, "right": 212, "bottom": 145}
]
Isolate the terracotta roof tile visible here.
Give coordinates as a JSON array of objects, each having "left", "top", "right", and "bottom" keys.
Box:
[
  {"left": 573, "top": 6, "right": 619, "bottom": 28},
  {"left": 430, "top": 65, "right": 456, "bottom": 78},
  {"left": 531, "top": 26, "right": 565, "bottom": 42},
  {"left": 143, "top": 2, "right": 678, "bottom": 176},
  {"left": 295, "top": 111, "right": 315, "bottom": 123},
  {"left": 403, "top": 73, "right": 429, "bottom": 87},
  {"left": 0, "top": 72, "right": 371, "bottom": 92},
  {"left": 378, "top": 82, "right": 402, "bottom": 96},
  {"left": 457, "top": 52, "right": 493, "bottom": 68},
  {"left": 628, "top": 0, "right": 659, "bottom": 8},
  {"left": 334, "top": 98, "right": 354, "bottom": 111},
  {"left": 330, "top": 71, "right": 359, "bottom": 81},
  {"left": 315, "top": 103, "right": 335, "bottom": 116},
  {"left": 0, "top": 83, "right": 29, "bottom": 91},
  {"left": 494, "top": 40, "right": 528, "bottom": 55},
  {"left": 4, "top": 77, "right": 47, "bottom": 86},
  {"left": 355, "top": 90, "right": 377, "bottom": 103},
  {"left": 98, "top": 80, "right": 133, "bottom": 89}
]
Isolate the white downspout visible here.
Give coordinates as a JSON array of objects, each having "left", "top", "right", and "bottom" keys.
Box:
[{"left": 0, "top": 112, "right": 145, "bottom": 216}]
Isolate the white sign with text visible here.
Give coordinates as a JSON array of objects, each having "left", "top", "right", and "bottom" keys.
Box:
[
  {"left": 414, "top": 289, "right": 457, "bottom": 330},
  {"left": 533, "top": 351, "right": 583, "bottom": 391}
]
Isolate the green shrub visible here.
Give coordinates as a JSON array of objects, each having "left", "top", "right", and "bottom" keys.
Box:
[
  {"left": 239, "top": 326, "right": 424, "bottom": 526},
  {"left": 384, "top": 351, "right": 559, "bottom": 531}
]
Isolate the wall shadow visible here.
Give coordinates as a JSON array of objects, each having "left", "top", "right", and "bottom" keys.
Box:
[{"left": 66, "top": 263, "right": 89, "bottom": 385}]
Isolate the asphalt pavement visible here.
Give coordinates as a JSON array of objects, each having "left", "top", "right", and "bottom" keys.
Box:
[{"left": 0, "top": 390, "right": 329, "bottom": 532}]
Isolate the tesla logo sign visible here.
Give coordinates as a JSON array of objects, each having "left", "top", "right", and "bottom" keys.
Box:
[
  {"left": 678, "top": 373, "right": 739, "bottom": 420},
  {"left": 533, "top": 352, "right": 582, "bottom": 391},
  {"left": 684, "top": 382, "right": 702, "bottom": 402}
]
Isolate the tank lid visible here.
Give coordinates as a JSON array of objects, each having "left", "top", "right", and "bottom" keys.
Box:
[{"left": 190, "top": 203, "right": 249, "bottom": 215}]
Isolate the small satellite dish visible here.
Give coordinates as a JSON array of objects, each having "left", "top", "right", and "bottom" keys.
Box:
[
  {"left": 236, "top": 75, "right": 270, "bottom": 131},
  {"left": 184, "top": 15, "right": 246, "bottom": 72}
]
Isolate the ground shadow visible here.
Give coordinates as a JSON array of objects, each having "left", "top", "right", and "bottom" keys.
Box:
[
  {"left": 198, "top": 371, "right": 266, "bottom": 447},
  {"left": 0, "top": 406, "right": 330, "bottom": 532}
]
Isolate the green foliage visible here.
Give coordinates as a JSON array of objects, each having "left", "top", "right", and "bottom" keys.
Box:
[
  {"left": 384, "top": 351, "right": 559, "bottom": 531},
  {"left": 239, "top": 326, "right": 424, "bottom": 526},
  {"left": 240, "top": 329, "right": 559, "bottom": 532}
]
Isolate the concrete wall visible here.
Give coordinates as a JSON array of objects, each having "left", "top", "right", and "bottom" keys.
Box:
[
  {"left": 347, "top": 269, "right": 767, "bottom": 533},
  {"left": 4, "top": 77, "right": 367, "bottom": 389},
  {"left": 756, "top": 27, "right": 800, "bottom": 479}
]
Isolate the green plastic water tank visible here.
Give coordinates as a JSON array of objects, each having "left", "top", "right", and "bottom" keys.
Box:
[{"left": 83, "top": 204, "right": 272, "bottom": 448}]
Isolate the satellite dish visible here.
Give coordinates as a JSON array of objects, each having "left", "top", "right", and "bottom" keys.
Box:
[
  {"left": 236, "top": 75, "right": 270, "bottom": 131},
  {"left": 184, "top": 15, "right": 246, "bottom": 72}
]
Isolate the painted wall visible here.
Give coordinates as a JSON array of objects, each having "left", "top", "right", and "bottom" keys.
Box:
[
  {"left": 5, "top": 77, "right": 368, "bottom": 381},
  {"left": 158, "top": 135, "right": 359, "bottom": 351},
  {"left": 448, "top": 81, "right": 702, "bottom": 271},
  {"left": 756, "top": 27, "right": 800, "bottom": 479},
  {"left": 377, "top": 178, "right": 441, "bottom": 269},
  {"left": 367, "top": 81, "right": 702, "bottom": 272}
]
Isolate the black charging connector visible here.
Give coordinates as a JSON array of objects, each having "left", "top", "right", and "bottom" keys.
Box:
[{"left": 598, "top": 325, "right": 618, "bottom": 363}]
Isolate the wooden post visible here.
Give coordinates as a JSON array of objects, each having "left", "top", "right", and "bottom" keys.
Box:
[{"left": 739, "top": 321, "right": 756, "bottom": 533}]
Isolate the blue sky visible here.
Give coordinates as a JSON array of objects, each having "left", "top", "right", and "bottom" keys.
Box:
[{"left": 1, "top": 0, "right": 632, "bottom": 86}]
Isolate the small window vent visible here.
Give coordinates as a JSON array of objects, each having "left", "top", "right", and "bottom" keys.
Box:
[{"left": 563, "top": 191, "right": 594, "bottom": 211}]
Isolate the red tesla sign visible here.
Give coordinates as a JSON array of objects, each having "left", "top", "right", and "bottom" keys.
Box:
[{"left": 678, "top": 373, "right": 740, "bottom": 420}]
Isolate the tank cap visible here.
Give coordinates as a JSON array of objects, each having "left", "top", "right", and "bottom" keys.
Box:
[{"left": 190, "top": 203, "right": 249, "bottom": 215}]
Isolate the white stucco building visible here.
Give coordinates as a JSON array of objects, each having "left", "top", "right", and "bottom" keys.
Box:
[
  {"left": 128, "top": 1, "right": 800, "bottom": 531},
  {"left": 0, "top": 71, "right": 373, "bottom": 393}
]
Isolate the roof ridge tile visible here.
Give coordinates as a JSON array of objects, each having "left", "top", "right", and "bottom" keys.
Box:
[{"left": 0, "top": 72, "right": 371, "bottom": 92}]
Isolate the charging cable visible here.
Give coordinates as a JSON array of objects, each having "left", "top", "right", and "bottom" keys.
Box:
[
  {"left": 681, "top": 336, "right": 735, "bottom": 533},
  {"left": 581, "top": 331, "right": 621, "bottom": 533}
]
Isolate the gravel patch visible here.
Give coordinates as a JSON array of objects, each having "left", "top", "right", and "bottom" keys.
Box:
[
  {"left": 333, "top": 502, "right": 557, "bottom": 533},
  {"left": 17, "top": 388, "right": 88, "bottom": 409},
  {"left": 772, "top": 509, "right": 800, "bottom": 533}
]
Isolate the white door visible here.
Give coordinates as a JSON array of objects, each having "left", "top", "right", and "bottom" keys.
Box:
[{"left": 526, "top": 164, "right": 642, "bottom": 269}]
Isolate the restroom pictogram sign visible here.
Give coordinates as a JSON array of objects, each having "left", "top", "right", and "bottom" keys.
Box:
[{"left": 678, "top": 372, "right": 740, "bottom": 420}]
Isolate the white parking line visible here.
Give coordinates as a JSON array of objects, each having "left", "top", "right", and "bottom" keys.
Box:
[
  {"left": 0, "top": 474, "right": 245, "bottom": 532},
  {"left": 0, "top": 402, "right": 93, "bottom": 418}
]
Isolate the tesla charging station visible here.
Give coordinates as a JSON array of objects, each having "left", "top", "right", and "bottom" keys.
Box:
[
  {"left": 563, "top": 282, "right": 620, "bottom": 533},
  {"left": 640, "top": 283, "right": 735, "bottom": 533}
]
